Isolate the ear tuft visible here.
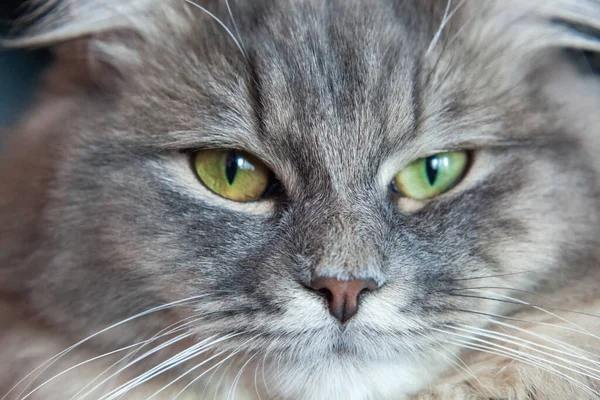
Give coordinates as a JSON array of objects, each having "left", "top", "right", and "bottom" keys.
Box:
[
  {"left": 4, "top": 0, "right": 157, "bottom": 47},
  {"left": 540, "top": 0, "right": 600, "bottom": 53},
  {"left": 455, "top": 0, "right": 600, "bottom": 69},
  {"left": 2, "top": 0, "right": 188, "bottom": 89}
]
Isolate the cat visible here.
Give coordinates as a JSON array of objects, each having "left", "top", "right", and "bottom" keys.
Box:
[{"left": 1, "top": 0, "right": 600, "bottom": 399}]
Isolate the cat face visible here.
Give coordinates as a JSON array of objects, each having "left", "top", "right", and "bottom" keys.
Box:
[{"left": 3, "top": 0, "right": 599, "bottom": 398}]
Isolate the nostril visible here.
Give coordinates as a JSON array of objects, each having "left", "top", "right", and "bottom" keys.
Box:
[
  {"left": 317, "top": 288, "right": 334, "bottom": 303},
  {"left": 307, "top": 276, "right": 379, "bottom": 324}
]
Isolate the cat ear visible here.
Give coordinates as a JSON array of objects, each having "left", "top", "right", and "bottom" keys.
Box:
[
  {"left": 508, "top": 0, "right": 600, "bottom": 158},
  {"left": 541, "top": 0, "right": 600, "bottom": 154},
  {"left": 7, "top": 0, "right": 154, "bottom": 45},
  {"left": 529, "top": 0, "right": 600, "bottom": 58},
  {"left": 3, "top": 0, "right": 186, "bottom": 87},
  {"left": 459, "top": 0, "right": 600, "bottom": 68}
]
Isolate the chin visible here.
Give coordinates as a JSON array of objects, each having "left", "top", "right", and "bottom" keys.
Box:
[
  {"left": 248, "top": 327, "right": 448, "bottom": 400},
  {"left": 264, "top": 358, "right": 442, "bottom": 400}
]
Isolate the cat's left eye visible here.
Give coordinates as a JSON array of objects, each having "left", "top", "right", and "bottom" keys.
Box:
[
  {"left": 392, "top": 151, "right": 469, "bottom": 200},
  {"left": 193, "top": 149, "right": 272, "bottom": 202}
]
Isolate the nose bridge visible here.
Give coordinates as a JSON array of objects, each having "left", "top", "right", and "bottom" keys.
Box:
[{"left": 310, "top": 200, "right": 384, "bottom": 281}]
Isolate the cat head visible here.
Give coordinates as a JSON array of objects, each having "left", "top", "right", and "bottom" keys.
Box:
[{"left": 2, "top": 0, "right": 599, "bottom": 398}]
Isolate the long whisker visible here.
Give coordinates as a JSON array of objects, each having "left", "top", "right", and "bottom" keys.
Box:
[
  {"left": 451, "top": 285, "right": 555, "bottom": 301},
  {"left": 15, "top": 342, "right": 139, "bottom": 400},
  {"left": 443, "top": 268, "right": 544, "bottom": 282},
  {"left": 147, "top": 349, "right": 228, "bottom": 399},
  {"left": 448, "top": 291, "right": 600, "bottom": 333},
  {"left": 458, "top": 323, "right": 600, "bottom": 367},
  {"left": 451, "top": 307, "right": 600, "bottom": 361},
  {"left": 436, "top": 328, "right": 600, "bottom": 383},
  {"left": 211, "top": 357, "right": 237, "bottom": 400},
  {"left": 5, "top": 294, "right": 214, "bottom": 400},
  {"left": 449, "top": 292, "right": 525, "bottom": 306},
  {"left": 227, "top": 352, "right": 257, "bottom": 400},
  {"left": 199, "top": 351, "right": 230, "bottom": 399},
  {"left": 96, "top": 332, "right": 242, "bottom": 400},
  {"left": 445, "top": 338, "right": 600, "bottom": 398},
  {"left": 253, "top": 352, "right": 265, "bottom": 400},
  {"left": 183, "top": 0, "right": 246, "bottom": 58},
  {"left": 474, "top": 290, "right": 600, "bottom": 339},
  {"left": 257, "top": 334, "right": 278, "bottom": 399},
  {"left": 489, "top": 317, "right": 600, "bottom": 362},
  {"left": 425, "top": 0, "right": 453, "bottom": 57},
  {"left": 69, "top": 314, "right": 204, "bottom": 400},
  {"left": 433, "top": 344, "right": 496, "bottom": 398},
  {"left": 426, "top": 0, "right": 469, "bottom": 56},
  {"left": 448, "top": 325, "right": 600, "bottom": 377},
  {"left": 440, "top": 324, "right": 600, "bottom": 397},
  {"left": 173, "top": 334, "right": 260, "bottom": 400},
  {"left": 454, "top": 289, "right": 600, "bottom": 351},
  {"left": 18, "top": 321, "right": 195, "bottom": 400},
  {"left": 73, "top": 331, "right": 197, "bottom": 400},
  {"left": 452, "top": 287, "right": 600, "bottom": 320},
  {"left": 224, "top": 0, "right": 247, "bottom": 59},
  {"left": 450, "top": 307, "right": 599, "bottom": 340},
  {"left": 146, "top": 332, "right": 259, "bottom": 399}
]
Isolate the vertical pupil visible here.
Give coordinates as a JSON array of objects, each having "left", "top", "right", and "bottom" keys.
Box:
[
  {"left": 425, "top": 156, "right": 439, "bottom": 186},
  {"left": 225, "top": 150, "right": 238, "bottom": 185}
]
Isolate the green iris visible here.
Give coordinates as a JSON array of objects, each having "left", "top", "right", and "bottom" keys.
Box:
[
  {"left": 393, "top": 151, "right": 469, "bottom": 200},
  {"left": 194, "top": 149, "right": 271, "bottom": 202}
]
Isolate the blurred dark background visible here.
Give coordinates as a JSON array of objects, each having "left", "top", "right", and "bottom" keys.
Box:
[{"left": 0, "top": 0, "right": 51, "bottom": 146}]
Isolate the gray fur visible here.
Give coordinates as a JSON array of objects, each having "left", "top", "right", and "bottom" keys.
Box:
[{"left": 1, "top": 0, "right": 600, "bottom": 399}]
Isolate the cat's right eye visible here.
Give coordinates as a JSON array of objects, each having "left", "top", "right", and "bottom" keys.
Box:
[{"left": 193, "top": 149, "right": 273, "bottom": 202}]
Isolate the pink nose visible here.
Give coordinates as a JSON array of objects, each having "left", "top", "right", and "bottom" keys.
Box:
[{"left": 309, "top": 277, "right": 378, "bottom": 323}]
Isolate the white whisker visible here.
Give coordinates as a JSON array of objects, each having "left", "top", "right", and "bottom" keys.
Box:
[
  {"left": 145, "top": 331, "right": 252, "bottom": 399},
  {"left": 96, "top": 333, "right": 241, "bottom": 400},
  {"left": 425, "top": 0, "right": 468, "bottom": 56},
  {"left": 147, "top": 349, "right": 228, "bottom": 399},
  {"left": 225, "top": 0, "right": 247, "bottom": 59},
  {"left": 446, "top": 339, "right": 600, "bottom": 398},
  {"left": 211, "top": 357, "right": 237, "bottom": 400},
  {"left": 434, "top": 343, "right": 495, "bottom": 397},
  {"left": 75, "top": 331, "right": 196, "bottom": 400},
  {"left": 458, "top": 323, "right": 600, "bottom": 368},
  {"left": 69, "top": 315, "right": 204, "bottom": 400},
  {"left": 18, "top": 340, "right": 146, "bottom": 400},
  {"left": 454, "top": 307, "right": 600, "bottom": 355},
  {"left": 173, "top": 334, "right": 260, "bottom": 400},
  {"left": 227, "top": 352, "right": 257, "bottom": 400},
  {"left": 7, "top": 295, "right": 212, "bottom": 400},
  {"left": 435, "top": 328, "right": 600, "bottom": 384},
  {"left": 259, "top": 335, "right": 279, "bottom": 398},
  {"left": 253, "top": 353, "right": 264, "bottom": 400},
  {"left": 474, "top": 289, "right": 600, "bottom": 341},
  {"left": 183, "top": 0, "right": 246, "bottom": 59},
  {"left": 199, "top": 352, "right": 229, "bottom": 399},
  {"left": 450, "top": 325, "right": 600, "bottom": 378}
]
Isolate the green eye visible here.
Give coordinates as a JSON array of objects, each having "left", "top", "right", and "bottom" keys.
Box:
[
  {"left": 193, "top": 149, "right": 272, "bottom": 202},
  {"left": 393, "top": 151, "right": 469, "bottom": 200}
]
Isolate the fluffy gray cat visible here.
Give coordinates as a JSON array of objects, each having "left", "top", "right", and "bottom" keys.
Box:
[{"left": 1, "top": 0, "right": 599, "bottom": 399}]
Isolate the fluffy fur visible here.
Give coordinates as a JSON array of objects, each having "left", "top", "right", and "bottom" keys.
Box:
[{"left": 1, "top": 0, "right": 600, "bottom": 399}]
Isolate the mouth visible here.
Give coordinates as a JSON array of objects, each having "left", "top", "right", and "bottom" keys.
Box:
[{"left": 206, "top": 325, "right": 430, "bottom": 367}]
